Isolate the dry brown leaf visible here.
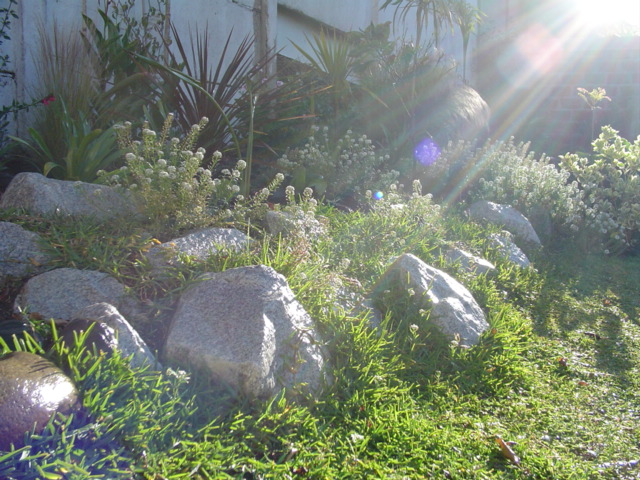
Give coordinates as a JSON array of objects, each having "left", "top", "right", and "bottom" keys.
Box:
[{"left": 496, "top": 437, "right": 521, "bottom": 465}]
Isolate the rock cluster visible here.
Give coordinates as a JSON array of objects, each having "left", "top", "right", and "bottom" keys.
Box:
[{"left": 0, "top": 173, "right": 543, "bottom": 449}]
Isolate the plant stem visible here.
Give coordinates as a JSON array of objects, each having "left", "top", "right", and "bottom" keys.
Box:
[{"left": 243, "top": 94, "right": 256, "bottom": 197}]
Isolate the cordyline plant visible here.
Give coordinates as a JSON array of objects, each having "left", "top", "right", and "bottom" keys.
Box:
[
  {"left": 381, "top": 0, "right": 458, "bottom": 49},
  {"left": 137, "top": 24, "right": 308, "bottom": 195},
  {"left": 152, "top": 25, "right": 252, "bottom": 158}
]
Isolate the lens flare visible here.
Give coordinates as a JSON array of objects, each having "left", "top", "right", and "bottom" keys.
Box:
[
  {"left": 414, "top": 138, "right": 441, "bottom": 167},
  {"left": 373, "top": 191, "right": 384, "bottom": 200}
]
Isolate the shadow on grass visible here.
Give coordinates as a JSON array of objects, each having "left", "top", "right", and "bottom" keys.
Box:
[{"left": 532, "top": 247, "right": 640, "bottom": 383}]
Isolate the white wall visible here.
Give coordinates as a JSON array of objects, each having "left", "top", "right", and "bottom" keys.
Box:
[{"left": 279, "top": 0, "right": 377, "bottom": 33}]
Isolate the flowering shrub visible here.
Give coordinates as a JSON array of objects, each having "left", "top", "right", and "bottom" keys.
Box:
[
  {"left": 413, "top": 139, "right": 477, "bottom": 200},
  {"left": 99, "top": 114, "right": 244, "bottom": 233},
  {"left": 364, "top": 180, "right": 443, "bottom": 241},
  {"left": 561, "top": 126, "right": 640, "bottom": 254},
  {"left": 279, "top": 185, "right": 327, "bottom": 239},
  {"left": 265, "top": 185, "right": 328, "bottom": 266},
  {"left": 466, "top": 138, "right": 583, "bottom": 239},
  {"left": 277, "top": 126, "right": 399, "bottom": 202}
]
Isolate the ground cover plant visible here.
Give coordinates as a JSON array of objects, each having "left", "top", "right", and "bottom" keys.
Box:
[{"left": 1, "top": 158, "right": 640, "bottom": 478}]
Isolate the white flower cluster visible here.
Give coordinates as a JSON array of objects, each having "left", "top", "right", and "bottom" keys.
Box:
[
  {"left": 277, "top": 126, "right": 399, "bottom": 200},
  {"left": 279, "top": 184, "right": 326, "bottom": 240},
  {"left": 99, "top": 114, "right": 245, "bottom": 232}
]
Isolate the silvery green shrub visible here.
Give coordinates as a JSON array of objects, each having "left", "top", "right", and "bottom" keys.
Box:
[
  {"left": 466, "top": 138, "right": 583, "bottom": 239},
  {"left": 277, "top": 125, "right": 399, "bottom": 202},
  {"left": 561, "top": 126, "right": 640, "bottom": 254}
]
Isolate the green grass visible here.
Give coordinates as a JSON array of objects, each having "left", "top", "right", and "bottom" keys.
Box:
[{"left": 0, "top": 198, "right": 639, "bottom": 479}]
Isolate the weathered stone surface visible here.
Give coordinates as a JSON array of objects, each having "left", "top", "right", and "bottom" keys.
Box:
[
  {"left": 375, "top": 253, "right": 489, "bottom": 346},
  {"left": 0, "top": 352, "right": 78, "bottom": 450},
  {"left": 0, "top": 319, "right": 40, "bottom": 347},
  {"left": 0, "top": 172, "right": 138, "bottom": 221},
  {"left": 0, "top": 222, "right": 51, "bottom": 287},
  {"left": 164, "top": 265, "right": 326, "bottom": 398},
  {"left": 445, "top": 248, "right": 496, "bottom": 276},
  {"left": 144, "top": 228, "right": 252, "bottom": 275},
  {"left": 489, "top": 231, "right": 531, "bottom": 268},
  {"left": 469, "top": 200, "right": 541, "bottom": 249},
  {"left": 70, "top": 303, "right": 159, "bottom": 370},
  {"left": 14, "top": 268, "right": 128, "bottom": 322}
]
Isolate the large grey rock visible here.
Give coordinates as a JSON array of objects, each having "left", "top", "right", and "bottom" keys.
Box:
[
  {"left": 375, "top": 253, "right": 489, "bottom": 346},
  {"left": 144, "top": 228, "right": 252, "bottom": 275},
  {"left": 0, "top": 352, "right": 78, "bottom": 450},
  {"left": 164, "top": 265, "right": 326, "bottom": 398},
  {"left": 0, "top": 172, "right": 138, "bottom": 221},
  {"left": 489, "top": 231, "right": 531, "bottom": 268},
  {"left": 69, "top": 303, "right": 159, "bottom": 370},
  {"left": 0, "top": 222, "right": 52, "bottom": 287},
  {"left": 445, "top": 248, "right": 496, "bottom": 276},
  {"left": 469, "top": 200, "right": 541, "bottom": 249},
  {"left": 14, "top": 268, "right": 129, "bottom": 322}
]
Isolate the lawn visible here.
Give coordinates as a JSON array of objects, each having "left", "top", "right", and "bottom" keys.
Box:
[{"left": 1, "top": 200, "right": 639, "bottom": 480}]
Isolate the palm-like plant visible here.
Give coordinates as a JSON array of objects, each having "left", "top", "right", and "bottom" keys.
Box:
[
  {"left": 450, "top": 0, "right": 484, "bottom": 82},
  {"left": 381, "top": 0, "right": 457, "bottom": 48},
  {"left": 150, "top": 25, "right": 304, "bottom": 161},
  {"left": 291, "top": 30, "right": 355, "bottom": 130},
  {"left": 152, "top": 25, "right": 256, "bottom": 156}
]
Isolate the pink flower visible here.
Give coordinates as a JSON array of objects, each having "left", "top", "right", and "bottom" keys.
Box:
[{"left": 42, "top": 95, "right": 55, "bottom": 106}]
